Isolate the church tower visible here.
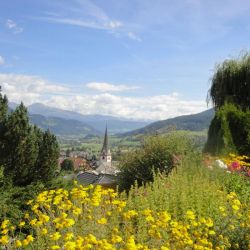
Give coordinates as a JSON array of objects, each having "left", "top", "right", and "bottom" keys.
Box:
[{"left": 99, "top": 125, "right": 112, "bottom": 167}]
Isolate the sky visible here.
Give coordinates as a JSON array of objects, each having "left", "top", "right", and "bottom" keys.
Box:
[{"left": 0, "top": 0, "right": 250, "bottom": 121}]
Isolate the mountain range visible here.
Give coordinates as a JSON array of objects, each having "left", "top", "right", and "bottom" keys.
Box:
[
  {"left": 122, "top": 108, "right": 214, "bottom": 136},
  {"left": 9, "top": 102, "right": 214, "bottom": 137},
  {"left": 9, "top": 102, "right": 150, "bottom": 135}
]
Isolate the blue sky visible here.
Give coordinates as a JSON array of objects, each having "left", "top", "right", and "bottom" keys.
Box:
[{"left": 0, "top": 0, "right": 250, "bottom": 120}]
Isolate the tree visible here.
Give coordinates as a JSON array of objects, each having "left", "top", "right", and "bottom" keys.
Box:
[
  {"left": 0, "top": 87, "right": 8, "bottom": 165},
  {"left": 34, "top": 130, "right": 59, "bottom": 183},
  {"left": 0, "top": 86, "right": 8, "bottom": 121},
  {"left": 61, "top": 159, "right": 74, "bottom": 171},
  {"left": 205, "top": 52, "right": 250, "bottom": 156},
  {"left": 208, "top": 52, "right": 250, "bottom": 110},
  {"left": 0, "top": 96, "right": 60, "bottom": 186},
  {"left": 3, "top": 103, "right": 39, "bottom": 186}
]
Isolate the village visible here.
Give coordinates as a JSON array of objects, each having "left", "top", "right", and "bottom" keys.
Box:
[{"left": 58, "top": 126, "right": 119, "bottom": 188}]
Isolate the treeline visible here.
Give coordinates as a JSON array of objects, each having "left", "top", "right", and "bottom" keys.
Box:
[{"left": 0, "top": 88, "right": 59, "bottom": 187}]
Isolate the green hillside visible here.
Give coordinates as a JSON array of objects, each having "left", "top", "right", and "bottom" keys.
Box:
[
  {"left": 29, "top": 114, "right": 99, "bottom": 136},
  {"left": 122, "top": 108, "right": 214, "bottom": 136}
]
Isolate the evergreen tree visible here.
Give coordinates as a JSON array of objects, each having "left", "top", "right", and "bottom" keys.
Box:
[
  {"left": 0, "top": 87, "right": 8, "bottom": 167},
  {"left": 0, "top": 90, "right": 60, "bottom": 186},
  {"left": 35, "top": 130, "right": 59, "bottom": 183},
  {"left": 3, "top": 103, "right": 39, "bottom": 186},
  {"left": 0, "top": 86, "right": 8, "bottom": 121}
]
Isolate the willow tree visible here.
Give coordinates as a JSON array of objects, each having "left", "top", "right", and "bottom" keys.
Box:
[
  {"left": 208, "top": 52, "right": 250, "bottom": 110},
  {"left": 205, "top": 52, "right": 250, "bottom": 156}
]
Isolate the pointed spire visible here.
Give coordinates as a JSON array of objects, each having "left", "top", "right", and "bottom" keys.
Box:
[{"left": 101, "top": 124, "right": 108, "bottom": 154}]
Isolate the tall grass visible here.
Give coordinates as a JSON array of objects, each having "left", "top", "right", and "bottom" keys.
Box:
[{"left": 124, "top": 153, "right": 229, "bottom": 221}]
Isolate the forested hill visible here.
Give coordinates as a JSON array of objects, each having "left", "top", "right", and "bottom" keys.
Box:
[
  {"left": 29, "top": 114, "right": 99, "bottom": 136},
  {"left": 121, "top": 109, "right": 214, "bottom": 136}
]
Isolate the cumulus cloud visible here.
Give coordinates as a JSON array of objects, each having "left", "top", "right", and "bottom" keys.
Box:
[
  {"left": 0, "top": 56, "right": 5, "bottom": 65},
  {"left": 5, "top": 19, "right": 23, "bottom": 34},
  {"left": 0, "top": 73, "right": 70, "bottom": 105},
  {"left": 86, "top": 82, "right": 140, "bottom": 92},
  {"left": 0, "top": 73, "right": 207, "bottom": 121},
  {"left": 45, "top": 93, "right": 206, "bottom": 121}
]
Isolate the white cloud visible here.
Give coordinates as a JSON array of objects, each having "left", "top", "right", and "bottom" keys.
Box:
[
  {"left": 37, "top": 0, "right": 145, "bottom": 41},
  {"left": 0, "top": 56, "right": 5, "bottom": 66},
  {"left": 127, "top": 32, "right": 142, "bottom": 42},
  {"left": 0, "top": 74, "right": 70, "bottom": 105},
  {"left": 107, "top": 21, "right": 122, "bottom": 29},
  {"left": 86, "top": 82, "right": 139, "bottom": 92},
  {"left": 5, "top": 19, "right": 23, "bottom": 34},
  {"left": 0, "top": 73, "right": 207, "bottom": 121},
  {"left": 45, "top": 93, "right": 207, "bottom": 121},
  {"left": 43, "top": 17, "right": 120, "bottom": 31},
  {"left": 40, "top": 0, "right": 122, "bottom": 32}
]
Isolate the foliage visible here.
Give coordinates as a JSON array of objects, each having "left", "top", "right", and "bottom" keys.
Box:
[
  {"left": 206, "top": 52, "right": 250, "bottom": 156},
  {"left": 61, "top": 159, "right": 74, "bottom": 171},
  {"left": 0, "top": 166, "right": 249, "bottom": 249},
  {"left": 118, "top": 134, "right": 191, "bottom": 191},
  {"left": 204, "top": 103, "right": 250, "bottom": 156},
  {"left": 208, "top": 51, "right": 250, "bottom": 110},
  {"left": 34, "top": 130, "right": 60, "bottom": 183},
  {"left": 0, "top": 89, "right": 60, "bottom": 186}
]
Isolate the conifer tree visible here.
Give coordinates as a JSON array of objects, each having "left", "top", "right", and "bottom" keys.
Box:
[
  {"left": 3, "top": 103, "right": 39, "bottom": 186},
  {"left": 0, "top": 86, "right": 8, "bottom": 121},
  {"left": 0, "top": 87, "right": 8, "bottom": 167},
  {"left": 35, "top": 130, "right": 59, "bottom": 183}
]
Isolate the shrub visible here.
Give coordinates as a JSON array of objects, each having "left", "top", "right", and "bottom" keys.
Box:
[
  {"left": 61, "top": 159, "right": 74, "bottom": 171},
  {"left": 118, "top": 133, "right": 191, "bottom": 191}
]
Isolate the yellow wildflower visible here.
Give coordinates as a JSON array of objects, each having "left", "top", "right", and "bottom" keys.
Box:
[
  {"left": 19, "top": 221, "right": 25, "bottom": 227},
  {"left": 0, "top": 235, "right": 9, "bottom": 245},
  {"left": 15, "top": 240, "right": 22, "bottom": 248},
  {"left": 50, "top": 232, "right": 61, "bottom": 241},
  {"left": 51, "top": 245, "right": 60, "bottom": 250},
  {"left": 97, "top": 217, "right": 107, "bottom": 224}
]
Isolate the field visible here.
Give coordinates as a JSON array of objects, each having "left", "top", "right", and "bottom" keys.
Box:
[{"left": 58, "top": 130, "right": 207, "bottom": 159}]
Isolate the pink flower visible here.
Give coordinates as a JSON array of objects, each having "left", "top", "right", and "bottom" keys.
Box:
[{"left": 230, "top": 161, "right": 241, "bottom": 170}]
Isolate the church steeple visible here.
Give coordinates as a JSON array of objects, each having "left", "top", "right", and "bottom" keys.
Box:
[
  {"left": 101, "top": 125, "right": 108, "bottom": 155},
  {"left": 100, "top": 125, "right": 112, "bottom": 166}
]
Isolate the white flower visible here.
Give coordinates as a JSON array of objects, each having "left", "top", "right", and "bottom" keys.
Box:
[{"left": 215, "top": 160, "right": 227, "bottom": 169}]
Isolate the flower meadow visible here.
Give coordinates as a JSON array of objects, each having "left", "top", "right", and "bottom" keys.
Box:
[{"left": 0, "top": 156, "right": 250, "bottom": 250}]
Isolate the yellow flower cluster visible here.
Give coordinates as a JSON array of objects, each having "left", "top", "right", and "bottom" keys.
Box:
[{"left": 0, "top": 184, "right": 249, "bottom": 249}]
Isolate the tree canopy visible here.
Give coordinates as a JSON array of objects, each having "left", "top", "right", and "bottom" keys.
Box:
[
  {"left": 205, "top": 52, "right": 250, "bottom": 155},
  {"left": 0, "top": 87, "right": 59, "bottom": 186},
  {"left": 208, "top": 52, "right": 250, "bottom": 110}
]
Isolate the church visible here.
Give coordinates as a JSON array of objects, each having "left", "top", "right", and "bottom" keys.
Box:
[
  {"left": 76, "top": 126, "right": 118, "bottom": 187},
  {"left": 95, "top": 125, "right": 117, "bottom": 175}
]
